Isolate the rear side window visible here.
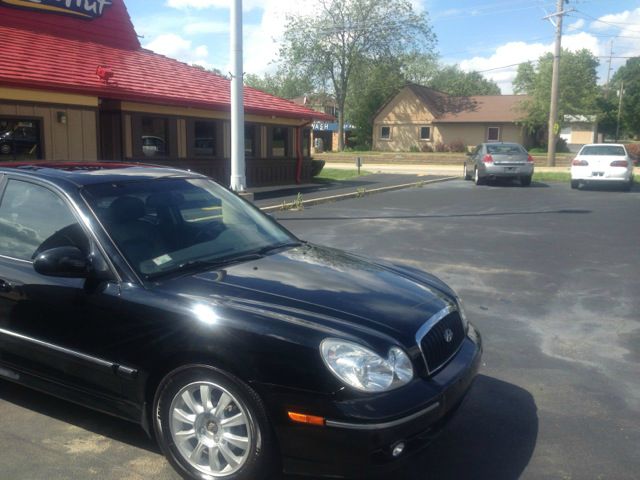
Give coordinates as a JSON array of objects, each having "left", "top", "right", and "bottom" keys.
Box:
[
  {"left": 0, "top": 180, "right": 81, "bottom": 261},
  {"left": 580, "top": 145, "right": 626, "bottom": 156}
]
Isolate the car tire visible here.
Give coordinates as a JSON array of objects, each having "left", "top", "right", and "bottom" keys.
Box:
[
  {"left": 474, "top": 168, "right": 483, "bottom": 185},
  {"left": 153, "top": 365, "right": 274, "bottom": 480},
  {"left": 463, "top": 164, "right": 472, "bottom": 180},
  {"left": 570, "top": 180, "right": 579, "bottom": 189},
  {"left": 520, "top": 175, "right": 532, "bottom": 187},
  {"left": 623, "top": 178, "right": 633, "bottom": 192},
  {"left": 0, "top": 143, "right": 11, "bottom": 155}
]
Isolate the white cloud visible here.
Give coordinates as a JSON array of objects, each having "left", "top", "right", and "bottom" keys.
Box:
[
  {"left": 166, "top": 0, "right": 265, "bottom": 11},
  {"left": 457, "top": 5, "right": 640, "bottom": 94},
  {"left": 567, "top": 18, "right": 585, "bottom": 32},
  {"left": 144, "top": 33, "right": 212, "bottom": 68},
  {"left": 184, "top": 21, "right": 229, "bottom": 35},
  {"left": 459, "top": 40, "right": 550, "bottom": 94}
]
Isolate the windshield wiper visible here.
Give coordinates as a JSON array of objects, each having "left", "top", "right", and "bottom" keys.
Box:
[
  {"left": 147, "top": 253, "right": 264, "bottom": 280},
  {"left": 253, "top": 240, "right": 302, "bottom": 255}
]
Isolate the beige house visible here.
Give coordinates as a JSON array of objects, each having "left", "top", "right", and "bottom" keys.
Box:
[{"left": 373, "top": 84, "right": 529, "bottom": 151}]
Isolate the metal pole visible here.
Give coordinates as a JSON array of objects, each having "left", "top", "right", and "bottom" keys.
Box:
[
  {"left": 615, "top": 80, "right": 624, "bottom": 142},
  {"left": 546, "top": 0, "right": 565, "bottom": 167},
  {"left": 230, "top": 0, "right": 246, "bottom": 191}
]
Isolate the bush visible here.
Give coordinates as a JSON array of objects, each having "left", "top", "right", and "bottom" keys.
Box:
[
  {"left": 409, "top": 145, "right": 420, "bottom": 153},
  {"left": 528, "top": 147, "right": 546, "bottom": 154},
  {"left": 421, "top": 143, "right": 434, "bottom": 153},
  {"left": 434, "top": 142, "right": 447, "bottom": 152},
  {"left": 310, "top": 159, "right": 325, "bottom": 177},
  {"left": 447, "top": 139, "right": 466, "bottom": 153}
]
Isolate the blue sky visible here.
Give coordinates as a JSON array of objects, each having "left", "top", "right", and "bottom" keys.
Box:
[{"left": 127, "top": 0, "right": 640, "bottom": 93}]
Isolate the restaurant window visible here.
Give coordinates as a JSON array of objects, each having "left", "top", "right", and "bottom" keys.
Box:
[
  {"left": 487, "top": 127, "right": 500, "bottom": 142},
  {"left": 245, "top": 125, "right": 256, "bottom": 158},
  {"left": 141, "top": 116, "right": 169, "bottom": 157},
  {"left": 420, "top": 126, "right": 431, "bottom": 140},
  {"left": 302, "top": 128, "right": 311, "bottom": 157},
  {"left": 380, "top": 126, "right": 391, "bottom": 140},
  {"left": 192, "top": 120, "right": 217, "bottom": 157},
  {"left": 271, "top": 126, "right": 289, "bottom": 157},
  {"left": 0, "top": 118, "right": 42, "bottom": 161}
]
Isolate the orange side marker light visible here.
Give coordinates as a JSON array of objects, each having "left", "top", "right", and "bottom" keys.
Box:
[{"left": 288, "top": 411, "right": 326, "bottom": 426}]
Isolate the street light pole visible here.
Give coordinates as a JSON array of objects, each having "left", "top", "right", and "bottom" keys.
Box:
[{"left": 230, "top": 0, "right": 246, "bottom": 192}]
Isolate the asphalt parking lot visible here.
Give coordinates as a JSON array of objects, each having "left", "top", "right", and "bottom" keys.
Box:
[{"left": 1, "top": 179, "right": 639, "bottom": 479}]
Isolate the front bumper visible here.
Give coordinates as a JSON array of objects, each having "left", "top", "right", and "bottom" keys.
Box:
[{"left": 258, "top": 324, "right": 482, "bottom": 478}]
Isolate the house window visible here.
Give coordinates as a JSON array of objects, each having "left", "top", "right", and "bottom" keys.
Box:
[
  {"left": 271, "top": 126, "right": 289, "bottom": 157},
  {"left": 487, "top": 127, "right": 500, "bottom": 142},
  {"left": 0, "top": 118, "right": 42, "bottom": 160},
  {"left": 420, "top": 126, "right": 431, "bottom": 140},
  {"left": 141, "top": 116, "right": 169, "bottom": 157},
  {"left": 192, "top": 120, "right": 217, "bottom": 157},
  {"left": 380, "top": 126, "right": 391, "bottom": 140}
]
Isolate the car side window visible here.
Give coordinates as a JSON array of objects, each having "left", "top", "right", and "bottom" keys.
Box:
[{"left": 0, "top": 180, "right": 86, "bottom": 261}]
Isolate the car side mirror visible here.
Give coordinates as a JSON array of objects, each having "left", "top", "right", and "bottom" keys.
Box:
[{"left": 33, "top": 246, "right": 90, "bottom": 278}]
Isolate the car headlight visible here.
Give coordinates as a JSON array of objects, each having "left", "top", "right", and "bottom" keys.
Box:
[{"left": 320, "top": 339, "right": 414, "bottom": 392}]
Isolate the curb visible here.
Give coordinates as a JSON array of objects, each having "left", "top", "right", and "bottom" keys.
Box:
[{"left": 260, "top": 176, "right": 459, "bottom": 213}]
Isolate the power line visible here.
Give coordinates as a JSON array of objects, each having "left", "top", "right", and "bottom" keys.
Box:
[{"left": 573, "top": 9, "right": 640, "bottom": 28}]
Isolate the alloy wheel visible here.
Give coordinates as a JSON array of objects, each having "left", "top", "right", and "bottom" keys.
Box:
[{"left": 169, "top": 381, "right": 253, "bottom": 477}]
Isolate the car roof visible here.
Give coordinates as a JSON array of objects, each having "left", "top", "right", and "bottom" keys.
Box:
[
  {"left": 0, "top": 162, "right": 206, "bottom": 187},
  {"left": 581, "top": 143, "right": 625, "bottom": 148}
]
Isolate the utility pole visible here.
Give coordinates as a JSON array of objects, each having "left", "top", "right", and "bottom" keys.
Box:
[
  {"left": 230, "top": 0, "right": 246, "bottom": 192},
  {"left": 604, "top": 40, "right": 614, "bottom": 98},
  {"left": 615, "top": 80, "right": 625, "bottom": 142},
  {"left": 544, "top": 0, "right": 571, "bottom": 167}
]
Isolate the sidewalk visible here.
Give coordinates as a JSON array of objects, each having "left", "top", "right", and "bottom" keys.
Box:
[
  {"left": 250, "top": 172, "right": 455, "bottom": 211},
  {"left": 321, "top": 162, "right": 575, "bottom": 176}
]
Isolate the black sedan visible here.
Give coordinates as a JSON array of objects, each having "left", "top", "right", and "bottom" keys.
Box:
[{"left": 0, "top": 164, "right": 482, "bottom": 479}]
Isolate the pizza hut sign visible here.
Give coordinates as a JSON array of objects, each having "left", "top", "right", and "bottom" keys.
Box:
[{"left": 0, "top": 0, "right": 112, "bottom": 19}]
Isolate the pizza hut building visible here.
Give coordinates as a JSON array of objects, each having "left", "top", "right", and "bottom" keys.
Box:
[{"left": 0, "top": 0, "right": 330, "bottom": 185}]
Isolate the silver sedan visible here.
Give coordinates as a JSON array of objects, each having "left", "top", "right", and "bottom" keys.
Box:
[{"left": 464, "top": 143, "right": 535, "bottom": 186}]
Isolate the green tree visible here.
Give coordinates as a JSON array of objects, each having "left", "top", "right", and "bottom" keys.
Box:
[
  {"left": 610, "top": 57, "right": 640, "bottom": 138},
  {"left": 244, "top": 69, "right": 315, "bottom": 99},
  {"left": 280, "top": 0, "right": 436, "bottom": 150},
  {"left": 513, "top": 49, "right": 600, "bottom": 141},
  {"left": 428, "top": 65, "right": 501, "bottom": 96},
  {"left": 345, "top": 57, "right": 405, "bottom": 148}
]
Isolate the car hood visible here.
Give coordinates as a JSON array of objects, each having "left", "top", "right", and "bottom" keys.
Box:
[{"left": 154, "top": 244, "right": 454, "bottom": 344}]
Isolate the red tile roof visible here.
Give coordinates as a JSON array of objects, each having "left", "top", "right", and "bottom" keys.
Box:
[{"left": 0, "top": 5, "right": 331, "bottom": 122}]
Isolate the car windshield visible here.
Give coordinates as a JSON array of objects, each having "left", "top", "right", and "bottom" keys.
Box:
[
  {"left": 82, "top": 177, "right": 297, "bottom": 278},
  {"left": 580, "top": 145, "right": 626, "bottom": 156},
  {"left": 486, "top": 144, "right": 526, "bottom": 155}
]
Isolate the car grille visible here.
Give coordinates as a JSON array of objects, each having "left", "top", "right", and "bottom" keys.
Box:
[{"left": 417, "top": 308, "right": 466, "bottom": 375}]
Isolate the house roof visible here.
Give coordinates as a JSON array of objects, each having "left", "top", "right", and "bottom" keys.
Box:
[
  {"left": 387, "top": 84, "right": 527, "bottom": 124},
  {"left": 0, "top": 2, "right": 331, "bottom": 122}
]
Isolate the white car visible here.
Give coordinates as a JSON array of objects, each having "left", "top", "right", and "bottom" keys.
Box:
[{"left": 571, "top": 143, "right": 634, "bottom": 191}]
